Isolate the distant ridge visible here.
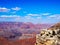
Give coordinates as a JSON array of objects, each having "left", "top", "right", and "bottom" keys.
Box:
[
  {"left": 0, "top": 22, "right": 51, "bottom": 34},
  {"left": 48, "top": 22, "right": 60, "bottom": 30}
]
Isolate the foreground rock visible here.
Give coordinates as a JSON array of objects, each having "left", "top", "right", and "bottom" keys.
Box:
[{"left": 35, "top": 22, "right": 60, "bottom": 45}]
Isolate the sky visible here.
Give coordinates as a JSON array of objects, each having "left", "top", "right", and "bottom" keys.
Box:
[{"left": 0, "top": 0, "right": 60, "bottom": 24}]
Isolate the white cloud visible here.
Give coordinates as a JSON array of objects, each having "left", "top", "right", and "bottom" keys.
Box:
[
  {"left": 37, "top": 17, "right": 41, "bottom": 19},
  {"left": 0, "top": 7, "right": 21, "bottom": 12},
  {"left": 49, "top": 14, "right": 60, "bottom": 18},
  {"left": 0, "top": 14, "right": 60, "bottom": 24},
  {"left": 0, "top": 15, "right": 20, "bottom": 17},
  {"left": 24, "top": 16, "right": 31, "bottom": 19},
  {"left": 0, "top": 15, "right": 21, "bottom": 22},
  {"left": 27, "top": 13, "right": 51, "bottom": 17},
  {"left": 48, "top": 14, "right": 60, "bottom": 20},
  {"left": 41, "top": 13, "right": 51, "bottom": 16},
  {"left": 49, "top": 15, "right": 56, "bottom": 18},
  {"left": 14, "top": 17, "right": 21, "bottom": 21},
  {"left": 0, "top": 7, "right": 10, "bottom": 12},
  {"left": 12, "top": 7, "right": 21, "bottom": 11},
  {"left": 27, "top": 14, "right": 41, "bottom": 17},
  {"left": 25, "top": 14, "right": 42, "bottom": 20}
]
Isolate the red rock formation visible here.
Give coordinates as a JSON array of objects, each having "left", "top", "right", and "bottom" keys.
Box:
[
  {"left": 48, "top": 22, "right": 60, "bottom": 30},
  {"left": 0, "top": 36, "right": 36, "bottom": 45}
]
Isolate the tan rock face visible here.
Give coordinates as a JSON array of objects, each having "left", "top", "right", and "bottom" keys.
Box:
[
  {"left": 35, "top": 23, "right": 60, "bottom": 45},
  {"left": 35, "top": 29, "right": 60, "bottom": 45}
]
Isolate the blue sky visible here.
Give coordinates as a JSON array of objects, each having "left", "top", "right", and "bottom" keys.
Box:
[{"left": 0, "top": 0, "right": 60, "bottom": 24}]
